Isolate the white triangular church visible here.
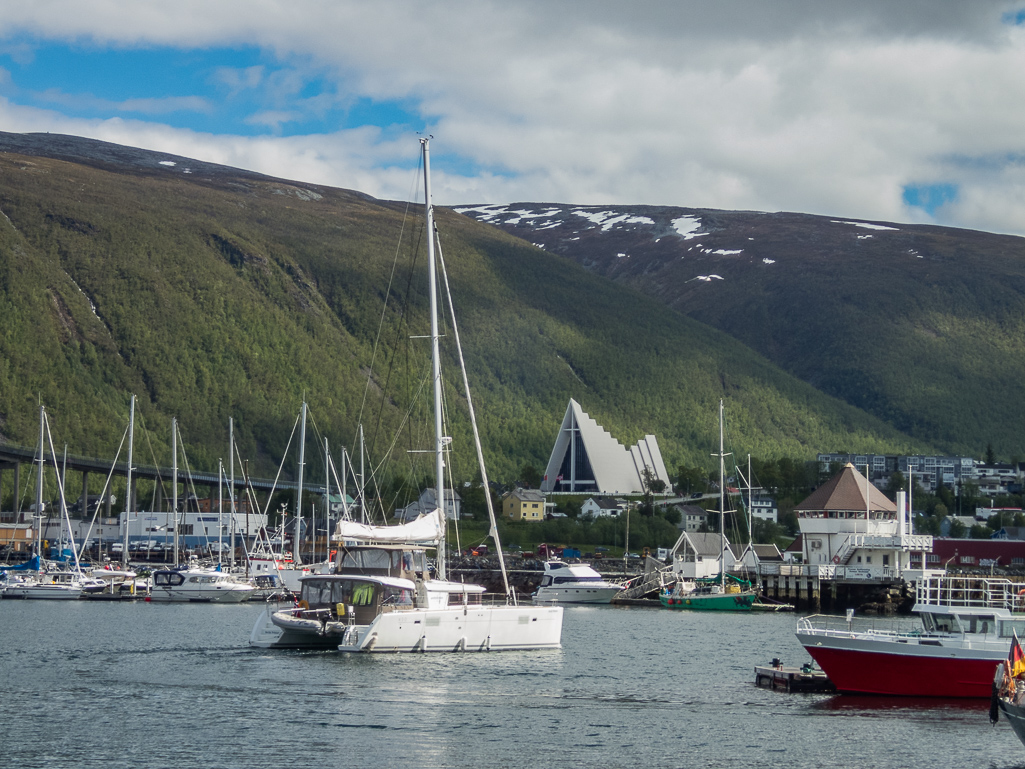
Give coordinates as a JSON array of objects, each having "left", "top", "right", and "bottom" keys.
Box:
[{"left": 540, "top": 399, "right": 671, "bottom": 495}]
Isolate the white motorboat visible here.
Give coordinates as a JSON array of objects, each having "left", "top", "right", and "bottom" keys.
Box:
[
  {"left": 532, "top": 561, "right": 622, "bottom": 604},
  {"left": 1, "top": 569, "right": 105, "bottom": 599},
  {"left": 250, "top": 138, "right": 563, "bottom": 653},
  {"left": 149, "top": 567, "right": 255, "bottom": 603}
]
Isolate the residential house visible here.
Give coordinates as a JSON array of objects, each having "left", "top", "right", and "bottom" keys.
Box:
[
  {"left": 668, "top": 531, "right": 737, "bottom": 580},
  {"left": 502, "top": 488, "right": 545, "bottom": 522},
  {"left": 580, "top": 496, "right": 625, "bottom": 518}
]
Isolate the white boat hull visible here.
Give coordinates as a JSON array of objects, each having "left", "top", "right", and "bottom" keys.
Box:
[
  {"left": 532, "top": 585, "right": 621, "bottom": 604},
  {"left": 338, "top": 604, "right": 564, "bottom": 653},
  {"left": 3, "top": 583, "right": 83, "bottom": 600},
  {"left": 149, "top": 585, "right": 254, "bottom": 603}
]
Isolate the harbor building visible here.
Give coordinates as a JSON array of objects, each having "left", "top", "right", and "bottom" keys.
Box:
[{"left": 540, "top": 398, "right": 671, "bottom": 495}]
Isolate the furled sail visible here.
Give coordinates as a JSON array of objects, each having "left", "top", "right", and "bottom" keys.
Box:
[{"left": 333, "top": 508, "right": 443, "bottom": 546}]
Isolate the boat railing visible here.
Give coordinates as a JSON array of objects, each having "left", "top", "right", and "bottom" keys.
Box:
[
  {"left": 916, "top": 575, "right": 1023, "bottom": 611},
  {"left": 797, "top": 613, "right": 925, "bottom": 638}
]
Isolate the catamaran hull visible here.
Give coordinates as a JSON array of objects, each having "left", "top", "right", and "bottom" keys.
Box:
[
  {"left": 796, "top": 631, "right": 1003, "bottom": 697},
  {"left": 660, "top": 591, "right": 756, "bottom": 611},
  {"left": 249, "top": 607, "right": 345, "bottom": 649},
  {"left": 337, "top": 604, "right": 564, "bottom": 653}
]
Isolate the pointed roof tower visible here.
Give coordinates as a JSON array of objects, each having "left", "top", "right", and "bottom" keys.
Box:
[
  {"left": 795, "top": 463, "right": 897, "bottom": 514},
  {"left": 540, "top": 399, "right": 670, "bottom": 495}
]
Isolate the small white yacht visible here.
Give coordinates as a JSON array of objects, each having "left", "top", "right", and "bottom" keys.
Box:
[
  {"left": 149, "top": 567, "right": 255, "bottom": 603},
  {"left": 532, "top": 561, "right": 622, "bottom": 604}
]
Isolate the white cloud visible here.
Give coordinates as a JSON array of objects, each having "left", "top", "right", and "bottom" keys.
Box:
[{"left": 0, "top": 1, "right": 1023, "bottom": 234}]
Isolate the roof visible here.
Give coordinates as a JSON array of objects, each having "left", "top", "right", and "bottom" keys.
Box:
[
  {"left": 795, "top": 463, "right": 897, "bottom": 513},
  {"left": 585, "top": 496, "right": 622, "bottom": 508},
  {"left": 783, "top": 534, "right": 803, "bottom": 553},
  {"left": 752, "top": 543, "right": 783, "bottom": 560},
  {"left": 506, "top": 488, "right": 545, "bottom": 503},
  {"left": 685, "top": 532, "right": 732, "bottom": 557}
]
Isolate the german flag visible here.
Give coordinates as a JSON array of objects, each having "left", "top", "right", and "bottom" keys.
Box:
[{"left": 1010, "top": 632, "right": 1025, "bottom": 679}]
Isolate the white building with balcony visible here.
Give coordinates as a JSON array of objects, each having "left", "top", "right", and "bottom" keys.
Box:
[{"left": 796, "top": 463, "right": 932, "bottom": 581}]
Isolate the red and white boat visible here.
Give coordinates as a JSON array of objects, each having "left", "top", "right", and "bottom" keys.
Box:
[{"left": 797, "top": 574, "right": 1023, "bottom": 697}]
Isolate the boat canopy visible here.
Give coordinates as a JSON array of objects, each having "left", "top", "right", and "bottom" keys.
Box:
[{"left": 333, "top": 508, "right": 443, "bottom": 546}]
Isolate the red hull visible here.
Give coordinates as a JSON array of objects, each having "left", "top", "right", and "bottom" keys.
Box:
[{"left": 803, "top": 644, "right": 1000, "bottom": 698}]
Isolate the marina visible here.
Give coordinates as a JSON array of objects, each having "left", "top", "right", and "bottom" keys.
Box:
[{"left": 0, "top": 600, "right": 1018, "bottom": 769}]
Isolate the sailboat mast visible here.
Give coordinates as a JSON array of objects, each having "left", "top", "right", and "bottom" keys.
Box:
[
  {"left": 719, "top": 399, "right": 725, "bottom": 589},
  {"left": 123, "top": 394, "right": 135, "bottom": 568},
  {"left": 295, "top": 401, "right": 307, "bottom": 566},
  {"left": 422, "top": 137, "right": 447, "bottom": 581},
  {"left": 35, "top": 404, "right": 44, "bottom": 559},
  {"left": 172, "top": 417, "right": 178, "bottom": 566},
  {"left": 229, "top": 417, "right": 236, "bottom": 570}
]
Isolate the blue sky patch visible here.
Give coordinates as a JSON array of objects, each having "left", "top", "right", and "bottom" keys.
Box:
[
  {"left": 0, "top": 38, "right": 423, "bottom": 137},
  {"left": 903, "top": 183, "right": 958, "bottom": 216}
]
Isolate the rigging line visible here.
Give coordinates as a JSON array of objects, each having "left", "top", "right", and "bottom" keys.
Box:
[
  {"left": 42, "top": 412, "right": 82, "bottom": 573},
  {"left": 77, "top": 424, "right": 129, "bottom": 558},
  {"left": 365, "top": 202, "right": 427, "bottom": 485},
  {"left": 355, "top": 146, "right": 424, "bottom": 442},
  {"left": 435, "top": 234, "right": 514, "bottom": 602},
  {"left": 256, "top": 409, "right": 302, "bottom": 520}
]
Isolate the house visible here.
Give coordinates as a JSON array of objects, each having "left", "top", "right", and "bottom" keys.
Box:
[
  {"left": 668, "top": 531, "right": 737, "bottom": 580},
  {"left": 396, "top": 488, "right": 462, "bottom": 522},
  {"left": 502, "top": 488, "right": 545, "bottom": 522},
  {"left": 0, "top": 522, "right": 34, "bottom": 552},
  {"left": 671, "top": 503, "right": 710, "bottom": 532},
  {"left": 580, "top": 496, "right": 625, "bottom": 518},
  {"left": 749, "top": 496, "right": 778, "bottom": 523}
]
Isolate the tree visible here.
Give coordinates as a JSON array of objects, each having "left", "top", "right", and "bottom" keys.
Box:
[
  {"left": 986, "top": 443, "right": 996, "bottom": 465},
  {"left": 519, "top": 464, "right": 542, "bottom": 489}
]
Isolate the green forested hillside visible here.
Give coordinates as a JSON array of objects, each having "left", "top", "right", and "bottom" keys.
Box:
[
  {"left": 0, "top": 134, "right": 926, "bottom": 490},
  {"left": 459, "top": 203, "right": 1025, "bottom": 459}
]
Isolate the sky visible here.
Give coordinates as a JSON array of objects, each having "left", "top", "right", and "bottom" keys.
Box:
[{"left": 0, "top": 1, "right": 1024, "bottom": 235}]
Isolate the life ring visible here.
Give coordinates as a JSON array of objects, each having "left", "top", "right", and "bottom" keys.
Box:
[
  {"left": 297, "top": 600, "right": 309, "bottom": 610},
  {"left": 832, "top": 555, "right": 841, "bottom": 564}
]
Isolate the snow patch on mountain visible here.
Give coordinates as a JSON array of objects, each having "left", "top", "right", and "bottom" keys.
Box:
[
  {"left": 672, "top": 216, "right": 705, "bottom": 239},
  {"left": 832, "top": 220, "right": 899, "bottom": 231}
]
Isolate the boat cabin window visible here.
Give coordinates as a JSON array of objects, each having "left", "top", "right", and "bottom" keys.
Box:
[
  {"left": 1000, "top": 620, "right": 1025, "bottom": 638},
  {"left": 553, "top": 575, "right": 603, "bottom": 584},
  {"left": 381, "top": 585, "right": 414, "bottom": 606},
  {"left": 922, "top": 613, "right": 961, "bottom": 633},
  {"left": 301, "top": 578, "right": 387, "bottom": 609},
  {"left": 957, "top": 615, "right": 996, "bottom": 634},
  {"left": 335, "top": 548, "right": 427, "bottom": 578},
  {"left": 154, "top": 572, "right": 185, "bottom": 587}
]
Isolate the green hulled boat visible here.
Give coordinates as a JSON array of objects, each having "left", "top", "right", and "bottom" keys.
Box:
[
  {"left": 660, "top": 573, "right": 757, "bottom": 611},
  {"left": 661, "top": 399, "right": 758, "bottom": 612}
]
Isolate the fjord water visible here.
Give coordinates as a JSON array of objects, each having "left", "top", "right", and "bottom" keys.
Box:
[{"left": 0, "top": 601, "right": 1020, "bottom": 769}]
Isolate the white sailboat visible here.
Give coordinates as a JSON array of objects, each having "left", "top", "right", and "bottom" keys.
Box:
[{"left": 250, "top": 138, "right": 563, "bottom": 652}]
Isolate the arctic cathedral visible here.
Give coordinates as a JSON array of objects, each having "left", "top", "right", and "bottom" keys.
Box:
[{"left": 540, "top": 399, "right": 671, "bottom": 496}]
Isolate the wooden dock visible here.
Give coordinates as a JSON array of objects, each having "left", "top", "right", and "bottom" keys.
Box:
[{"left": 754, "top": 662, "right": 835, "bottom": 693}]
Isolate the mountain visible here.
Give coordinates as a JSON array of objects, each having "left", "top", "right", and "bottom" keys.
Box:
[
  {"left": 454, "top": 203, "right": 1025, "bottom": 459},
  {"left": 0, "top": 132, "right": 924, "bottom": 497}
]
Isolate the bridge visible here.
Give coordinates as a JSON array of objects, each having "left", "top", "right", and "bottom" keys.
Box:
[{"left": 0, "top": 441, "right": 331, "bottom": 513}]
